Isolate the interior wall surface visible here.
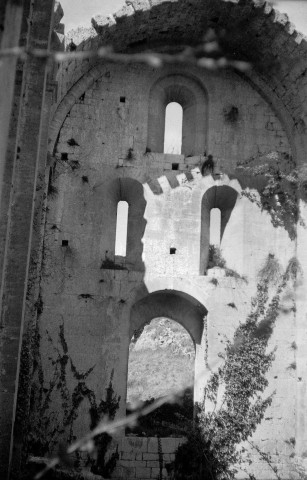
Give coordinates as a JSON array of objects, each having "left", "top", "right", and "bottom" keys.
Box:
[{"left": 22, "top": 55, "right": 307, "bottom": 480}]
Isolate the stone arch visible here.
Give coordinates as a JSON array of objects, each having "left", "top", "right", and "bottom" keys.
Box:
[
  {"left": 200, "top": 185, "right": 239, "bottom": 274},
  {"left": 130, "top": 290, "right": 207, "bottom": 345},
  {"left": 129, "top": 289, "right": 208, "bottom": 403},
  {"left": 147, "top": 74, "right": 208, "bottom": 156},
  {"left": 88, "top": 0, "right": 307, "bottom": 163},
  {"left": 97, "top": 177, "right": 147, "bottom": 271},
  {"left": 48, "top": 63, "right": 107, "bottom": 154}
]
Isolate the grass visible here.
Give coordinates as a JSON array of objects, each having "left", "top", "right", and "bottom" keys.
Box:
[
  {"left": 127, "top": 319, "right": 195, "bottom": 436},
  {"left": 127, "top": 318, "right": 195, "bottom": 404}
]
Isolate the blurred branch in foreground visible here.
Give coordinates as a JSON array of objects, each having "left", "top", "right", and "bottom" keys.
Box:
[
  {"left": 33, "top": 363, "right": 217, "bottom": 480},
  {"left": 0, "top": 45, "right": 250, "bottom": 71}
]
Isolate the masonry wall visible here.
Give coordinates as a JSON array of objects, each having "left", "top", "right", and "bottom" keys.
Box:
[
  {"left": 26, "top": 58, "right": 305, "bottom": 479},
  {"left": 110, "top": 437, "right": 185, "bottom": 479}
]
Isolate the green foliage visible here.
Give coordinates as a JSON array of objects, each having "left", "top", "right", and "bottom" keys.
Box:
[
  {"left": 172, "top": 256, "right": 296, "bottom": 480},
  {"left": 258, "top": 253, "right": 282, "bottom": 284},
  {"left": 223, "top": 106, "right": 239, "bottom": 123},
  {"left": 207, "top": 245, "right": 247, "bottom": 282},
  {"left": 126, "top": 147, "right": 134, "bottom": 160},
  {"left": 126, "top": 389, "right": 193, "bottom": 437},
  {"left": 127, "top": 319, "right": 195, "bottom": 405},
  {"left": 100, "top": 255, "right": 127, "bottom": 270},
  {"left": 236, "top": 152, "right": 307, "bottom": 240},
  {"left": 89, "top": 374, "right": 120, "bottom": 478},
  {"left": 26, "top": 323, "right": 120, "bottom": 478},
  {"left": 208, "top": 245, "right": 226, "bottom": 269}
]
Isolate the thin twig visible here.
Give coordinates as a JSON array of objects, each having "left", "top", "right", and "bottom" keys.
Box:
[
  {"left": 34, "top": 363, "right": 217, "bottom": 479},
  {"left": 0, "top": 46, "right": 251, "bottom": 71}
]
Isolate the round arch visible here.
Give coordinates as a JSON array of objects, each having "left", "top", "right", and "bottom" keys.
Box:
[
  {"left": 49, "top": 0, "right": 307, "bottom": 162},
  {"left": 200, "top": 185, "right": 239, "bottom": 274},
  {"left": 93, "top": 176, "right": 147, "bottom": 271},
  {"left": 147, "top": 73, "right": 208, "bottom": 156},
  {"left": 129, "top": 289, "right": 207, "bottom": 346}
]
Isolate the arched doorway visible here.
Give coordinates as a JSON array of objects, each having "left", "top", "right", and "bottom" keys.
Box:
[
  {"left": 126, "top": 317, "right": 195, "bottom": 436},
  {"left": 127, "top": 290, "right": 208, "bottom": 435}
]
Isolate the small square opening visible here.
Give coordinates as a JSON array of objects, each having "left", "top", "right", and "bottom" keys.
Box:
[
  {"left": 62, "top": 240, "right": 69, "bottom": 246},
  {"left": 61, "top": 153, "right": 68, "bottom": 160},
  {"left": 172, "top": 163, "right": 179, "bottom": 170},
  {"left": 120, "top": 96, "right": 126, "bottom": 103},
  {"left": 170, "top": 247, "right": 176, "bottom": 255}
]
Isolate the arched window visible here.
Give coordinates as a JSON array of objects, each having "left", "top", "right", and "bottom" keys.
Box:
[
  {"left": 210, "top": 208, "right": 221, "bottom": 246},
  {"left": 115, "top": 200, "right": 129, "bottom": 257},
  {"left": 200, "top": 186, "right": 238, "bottom": 274},
  {"left": 147, "top": 74, "right": 208, "bottom": 156},
  {"left": 126, "top": 317, "right": 194, "bottom": 436},
  {"left": 163, "top": 102, "right": 183, "bottom": 154}
]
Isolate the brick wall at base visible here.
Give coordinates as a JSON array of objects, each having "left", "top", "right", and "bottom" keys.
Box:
[{"left": 110, "top": 436, "right": 185, "bottom": 479}]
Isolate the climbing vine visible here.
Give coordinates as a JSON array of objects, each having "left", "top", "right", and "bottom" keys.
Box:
[
  {"left": 235, "top": 151, "right": 307, "bottom": 240},
  {"left": 26, "top": 322, "right": 120, "bottom": 478},
  {"left": 171, "top": 255, "right": 300, "bottom": 480}
]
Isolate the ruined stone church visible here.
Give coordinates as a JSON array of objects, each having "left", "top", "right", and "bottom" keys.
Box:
[{"left": 1, "top": 0, "right": 307, "bottom": 479}]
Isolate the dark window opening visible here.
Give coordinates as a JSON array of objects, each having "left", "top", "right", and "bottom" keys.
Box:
[
  {"left": 62, "top": 240, "right": 69, "bottom": 246},
  {"left": 120, "top": 96, "right": 126, "bottom": 103},
  {"left": 170, "top": 247, "right": 177, "bottom": 254},
  {"left": 172, "top": 163, "right": 179, "bottom": 171},
  {"left": 61, "top": 153, "right": 68, "bottom": 160}
]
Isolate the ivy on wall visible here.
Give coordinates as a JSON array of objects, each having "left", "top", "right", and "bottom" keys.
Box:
[
  {"left": 25, "top": 322, "right": 120, "bottom": 477},
  {"left": 170, "top": 255, "right": 300, "bottom": 480},
  {"left": 235, "top": 152, "right": 307, "bottom": 240}
]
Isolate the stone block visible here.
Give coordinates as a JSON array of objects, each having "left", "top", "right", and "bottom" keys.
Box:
[
  {"left": 121, "top": 452, "right": 135, "bottom": 460},
  {"left": 160, "top": 438, "right": 177, "bottom": 453},
  {"left": 114, "top": 4, "right": 134, "bottom": 21},
  {"left": 146, "top": 460, "right": 159, "bottom": 468},
  {"left": 91, "top": 14, "right": 116, "bottom": 34},
  {"left": 135, "top": 467, "right": 151, "bottom": 478},
  {"left": 184, "top": 156, "right": 202, "bottom": 166},
  {"left": 143, "top": 453, "right": 158, "bottom": 461},
  {"left": 126, "top": 0, "right": 151, "bottom": 12},
  {"left": 120, "top": 460, "right": 135, "bottom": 468},
  {"left": 147, "top": 437, "right": 158, "bottom": 453},
  {"left": 121, "top": 437, "right": 148, "bottom": 453},
  {"left": 150, "top": 467, "right": 168, "bottom": 477}
]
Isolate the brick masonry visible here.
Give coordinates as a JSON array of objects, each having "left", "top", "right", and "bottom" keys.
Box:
[{"left": 110, "top": 437, "right": 185, "bottom": 479}]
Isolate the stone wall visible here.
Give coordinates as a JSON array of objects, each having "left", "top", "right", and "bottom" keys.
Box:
[
  {"left": 0, "top": 1, "right": 306, "bottom": 479},
  {"left": 29, "top": 52, "right": 304, "bottom": 479},
  {"left": 111, "top": 437, "right": 185, "bottom": 479}
]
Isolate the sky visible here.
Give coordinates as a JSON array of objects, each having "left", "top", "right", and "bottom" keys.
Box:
[{"left": 61, "top": 1, "right": 307, "bottom": 35}]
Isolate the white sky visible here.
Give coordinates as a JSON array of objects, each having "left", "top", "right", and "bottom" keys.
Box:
[{"left": 61, "top": 1, "right": 307, "bottom": 35}]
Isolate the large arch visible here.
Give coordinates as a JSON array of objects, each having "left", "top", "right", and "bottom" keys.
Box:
[
  {"left": 48, "top": 0, "right": 307, "bottom": 163},
  {"left": 130, "top": 289, "right": 207, "bottom": 345},
  {"left": 89, "top": 0, "right": 307, "bottom": 164},
  {"left": 129, "top": 289, "right": 208, "bottom": 403}
]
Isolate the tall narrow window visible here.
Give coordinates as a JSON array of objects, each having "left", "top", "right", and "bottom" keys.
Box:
[
  {"left": 163, "top": 102, "right": 183, "bottom": 154},
  {"left": 115, "top": 201, "right": 129, "bottom": 256},
  {"left": 210, "top": 208, "right": 221, "bottom": 246}
]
